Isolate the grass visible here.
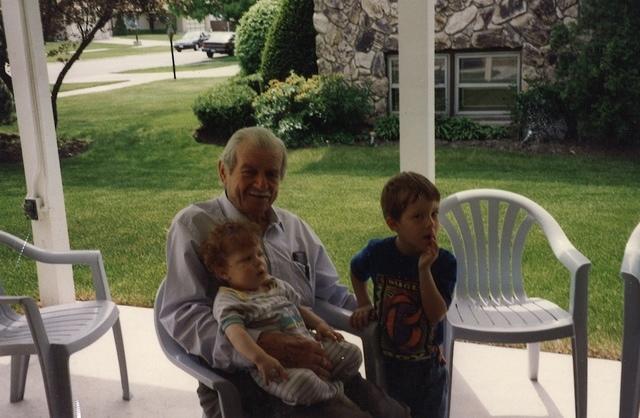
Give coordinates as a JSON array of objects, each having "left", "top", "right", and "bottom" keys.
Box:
[
  {"left": 1, "top": 78, "right": 639, "bottom": 360},
  {"left": 52, "top": 81, "right": 122, "bottom": 92},
  {"left": 118, "top": 56, "right": 238, "bottom": 74},
  {"left": 46, "top": 41, "right": 168, "bottom": 62}
]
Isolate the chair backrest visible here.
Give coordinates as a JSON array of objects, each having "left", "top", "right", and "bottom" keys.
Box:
[
  {"left": 439, "top": 189, "right": 568, "bottom": 305},
  {"left": 622, "top": 223, "right": 640, "bottom": 284}
]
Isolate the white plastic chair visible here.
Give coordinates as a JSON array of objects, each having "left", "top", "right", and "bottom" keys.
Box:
[
  {"left": 154, "top": 277, "right": 381, "bottom": 418},
  {"left": 0, "top": 230, "right": 131, "bottom": 418},
  {"left": 619, "top": 222, "right": 640, "bottom": 418},
  {"left": 439, "top": 189, "right": 590, "bottom": 418}
]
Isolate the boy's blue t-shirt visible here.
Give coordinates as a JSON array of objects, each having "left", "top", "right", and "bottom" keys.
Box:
[{"left": 351, "top": 237, "right": 457, "bottom": 361}]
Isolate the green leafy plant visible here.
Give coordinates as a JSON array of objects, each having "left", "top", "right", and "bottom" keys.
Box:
[
  {"left": 550, "top": 0, "right": 640, "bottom": 146},
  {"left": 260, "top": 0, "right": 317, "bottom": 82},
  {"left": 193, "top": 76, "right": 258, "bottom": 141},
  {"left": 512, "top": 81, "right": 568, "bottom": 142},
  {"left": 373, "top": 115, "right": 400, "bottom": 142},
  {"left": 0, "top": 80, "right": 14, "bottom": 125},
  {"left": 253, "top": 73, "right": 372, "bottom": 147},
  {"left": 435, "top": 117, "right": 509, "bottom": 142},
  {"left": 235, "top": 0, "right": 282, "bottom": 75}
]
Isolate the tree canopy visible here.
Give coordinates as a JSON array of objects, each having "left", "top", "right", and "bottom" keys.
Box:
[{"left": 167, "top": 0, "right": 256, "bottom": 22}]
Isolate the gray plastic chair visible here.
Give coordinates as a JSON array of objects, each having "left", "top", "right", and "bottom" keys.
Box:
[
  {"left": 153, "top": 277, "right": 381, "bottom": 418},
  {"left": 439, "top": 189, "right": 590, "bottom": 418},
  {"left": 619, "top": 223, "right": 640, "bottom": 418},
  {"left": 0, "top": 230, "right": 130, "bottom": 418}
]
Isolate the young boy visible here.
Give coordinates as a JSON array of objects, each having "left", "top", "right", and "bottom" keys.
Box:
[
  {"left": 200, "top": 221, "right": 363, "bottom": 406},
  {"left": 349, "top": 171, "right": 457, "bottom": 418}
]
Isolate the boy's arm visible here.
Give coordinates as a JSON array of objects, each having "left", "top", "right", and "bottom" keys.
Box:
[
  {"left": 224, "top": 323, "right": 288, "bottom": 384},
  {"left": 350, "top": 273, "right": 376, "bottom": 329},
  {"left": 418, "top": 245, "right": 448, "bottom": 326}
]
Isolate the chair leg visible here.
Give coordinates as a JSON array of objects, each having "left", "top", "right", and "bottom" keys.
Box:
[
  {"left": 444, "top": 337, "right": 455, "bottom": 418},
  {"left": 571, "top": 331, "right": 588, "bottom": 418},
  {"left": 527, "top": 342, "right": 540, "bottom": 381},
  {"left": 10, "top": 354, "right": 30, "bottom": 402},
  {"left": 43, "top": 351, "right": 74, "bottom": 418},
  {"left": 619, "top": 279, "right": 640, "bottom": 418},
  {"left": 112, "top": 318, "right": 131, "bottom": 400}
]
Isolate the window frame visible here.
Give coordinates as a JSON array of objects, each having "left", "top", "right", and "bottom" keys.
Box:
[{"left": 454, "top": 51, "right": 520, "bottom": 116}]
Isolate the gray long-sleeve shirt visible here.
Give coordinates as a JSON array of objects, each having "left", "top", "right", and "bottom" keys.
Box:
[{"left": 159, "top": 193, "right": 356, "bottom": 369}]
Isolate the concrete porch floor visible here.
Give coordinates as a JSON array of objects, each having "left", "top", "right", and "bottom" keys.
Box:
[{"left": 0, "top": 305, "right": 621, "bottom": 418}]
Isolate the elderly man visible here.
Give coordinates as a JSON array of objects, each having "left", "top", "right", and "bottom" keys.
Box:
[{"left": 160, "top": 127, "right": 409, "bottom": 418}]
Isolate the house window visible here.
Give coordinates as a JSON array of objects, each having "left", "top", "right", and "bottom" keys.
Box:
[
  {"left": 454, "top": 52, "right": 519, "bottom": 115},
  {"left": 388, "top": 56, "right": 400, "bottom": 113},
  {"left": 387, "top": 55, "right": 448, "bottom": 115}
]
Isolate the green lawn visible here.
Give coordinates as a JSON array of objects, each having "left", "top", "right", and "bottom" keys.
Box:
[
  {"left": 118, "top": 56, "right": 238, "bottom": 74},
  {"left": 46, "top": 41, "right": 168, "bottom": 62},
  {"left": 1, "top": 78, "right": 638, "bottom": 359},
  {"left": 53, "top": 81, "right": 122, "bottom": 92}
]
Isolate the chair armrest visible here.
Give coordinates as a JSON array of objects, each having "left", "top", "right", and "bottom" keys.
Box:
[
  {"left": 313, "top": 299, "right": 386, "bottom": 389},
  {"left": 0, "top": 295, "right": 51, "bottom": 350},
  {"left": 0, "top": 231, "right": 112, "bottom": 301}
]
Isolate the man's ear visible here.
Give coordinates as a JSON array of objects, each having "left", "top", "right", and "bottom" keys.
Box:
[
  {"left": 385, "top": 216, "right": 398, "bottom": 232},
  {"left": 218, "top": 160, "right": 227, "bottom": 184}
]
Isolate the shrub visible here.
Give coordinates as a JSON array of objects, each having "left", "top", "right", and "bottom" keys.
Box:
[
  {"left": 0, "top": 80, "right": 14, "bottom": 125},
  {"left": 435, "top": 117, "right": 508, "bottom": 142},
  {"left": 253, "top": 73, "right": 372, "bottom": 147},
  {"left": 236, "top": 0, "right": 282, "bottom": 75},
  {"left": 113, "top": 14, "right": 128, "bottom": 36},
  {"left": 373, "top": 115, "right": 400, "bottom": 142},
  {"left": 550, "top": 0, "right": 640, "bottom": 146},
  {"left": 193, "top": 77, "right": 258, "bottom": 141},
  {"left": 512, "top": 81, "right": 568, "bottom": 143},
  {"left": 260, "top": 0, "right": 317, "bottom": 83}
]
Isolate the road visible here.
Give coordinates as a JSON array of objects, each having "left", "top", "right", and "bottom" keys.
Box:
[{"left": 46, "top": 37, "right": 239, "bottom": 96}]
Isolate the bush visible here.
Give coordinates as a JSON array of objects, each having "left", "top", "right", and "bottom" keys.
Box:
[
  {"left": 550, "top": 0, "right": 640, "bottom": 146},
  {"left": 373, "top": 114, "right": 400, "bottom": 142},
  {"left": 253, "top": 73, "right": 372, "bottom": 147},
  {"left": 260, "top": 0, "right": 317, "bottom": 83},
  {"left": 193, "top": 77, "right": 258, "bottom": 141},
  {"left": 435, "top": 117, "right": 508, "bottom": 142},
  {"left": 236, "top": 0, "right": 282, "bottom": 75},
  {"left": 0, "top": 80, "right": 14, "bottom": 125},
  {"left": 512, "top": 82, "right": 568, "bottom": 142},
  {"left": 113, "top": 14, "right": 128, "bottom": 36}
]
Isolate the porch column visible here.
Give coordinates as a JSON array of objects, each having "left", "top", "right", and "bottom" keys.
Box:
[
  {"left": 1, "top": 0, "right": 75, "bottom": 305},
  {"left": 398, "top": 0, "right": 436, "bottom": 182}
]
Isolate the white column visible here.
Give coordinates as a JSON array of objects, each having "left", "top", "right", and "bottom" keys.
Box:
[
  {"left": 1, "top": 0, "right": 75, "bottom": 305},
  {"left": 398, "top": 0, "right": 436, "bottom": 182}
]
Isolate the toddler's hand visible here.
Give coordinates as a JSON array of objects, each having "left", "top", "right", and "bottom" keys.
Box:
[
  {"left": 315, "top": 321, "right": 344, "bottom": 342},
  {"left": 350, "top": 304, "right": 375, "bottom": 329},
  {"left": 255, "top": 354, "right": 288, "bottom": 385}
]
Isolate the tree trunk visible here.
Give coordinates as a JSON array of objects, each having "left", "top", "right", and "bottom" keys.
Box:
[{"left": 50, "top": 9, "right": 114, "bottom": 127}]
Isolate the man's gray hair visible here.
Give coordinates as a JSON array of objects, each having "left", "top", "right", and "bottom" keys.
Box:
[{"left": 219, "top": 127, "right": 287, "bottom": 179}]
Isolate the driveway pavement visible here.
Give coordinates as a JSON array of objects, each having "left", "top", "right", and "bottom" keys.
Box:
[{"left": 47, "top": 36, "right": 239, "bottom": 96}]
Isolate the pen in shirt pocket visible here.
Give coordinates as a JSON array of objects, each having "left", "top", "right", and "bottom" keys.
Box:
[{"left": 292, "top": 251, "right": 310, "bottom": 280}]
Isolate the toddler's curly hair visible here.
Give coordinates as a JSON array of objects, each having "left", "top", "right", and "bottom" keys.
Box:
[{"left": 199, "top": 221, "right": 262, "bottom": 276}]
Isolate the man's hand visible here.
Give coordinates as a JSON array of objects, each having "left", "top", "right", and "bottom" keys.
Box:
[
  {"left": 257, "top": 331, "right": 332, "bottom": 379},
  {"left": 350, "top": 304, "right": 375, "bottom": 329},
  {"left": 254, "top": 353, "right": 288, "bottom": 385},
  {"left": 315, "top": 321, "right": 345, "bottom": 342}
]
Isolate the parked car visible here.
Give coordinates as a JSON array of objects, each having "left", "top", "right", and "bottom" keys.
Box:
[
  {"left": 174, "top": 31, "right": 209, "bottom": 52},
  {"left": 201, "top": 31, "right": 235, "bottom": 58}
]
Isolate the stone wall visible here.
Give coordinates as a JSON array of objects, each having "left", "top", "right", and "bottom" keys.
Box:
[{"left": 313, "top": 0, "right": 578, "bottom": 115}]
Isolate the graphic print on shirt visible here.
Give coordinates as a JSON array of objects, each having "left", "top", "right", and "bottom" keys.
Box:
[{"left": 377, "top": 274, "right": 434, "bottom": 360}]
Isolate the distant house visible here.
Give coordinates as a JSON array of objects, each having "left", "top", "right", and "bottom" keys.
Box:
[{"left": 313, "top": 0, "right": 579, "bottom": 122}]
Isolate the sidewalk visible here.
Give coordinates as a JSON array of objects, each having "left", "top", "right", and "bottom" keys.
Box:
[{"left": 0, "top": 305, "right": 622, "bottom": 417}]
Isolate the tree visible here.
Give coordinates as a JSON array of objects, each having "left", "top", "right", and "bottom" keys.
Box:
[
  {"left": 260, "top": 0, "right": 317, "bottom": 82},
  {"left": 167, "top": 0, "right": 256, "bottom": 23},
  {"left": 1, "top": 1, "right": 161, "bottom": 127},
  {"left": 550, "top": 0, "right": 640, "bottom": 145}
]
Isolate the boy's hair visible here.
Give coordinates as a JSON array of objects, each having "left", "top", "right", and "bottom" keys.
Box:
[
  {"left": 200, "top": 221, "right": 261, "bottom": 276},
  {"left": 380, "top": 171, "right": 440, "bottom": 221}
]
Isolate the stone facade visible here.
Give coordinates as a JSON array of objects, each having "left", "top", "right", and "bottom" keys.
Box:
[{"left": 313, "top": 0, "right": 578, "bottom": 115}]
